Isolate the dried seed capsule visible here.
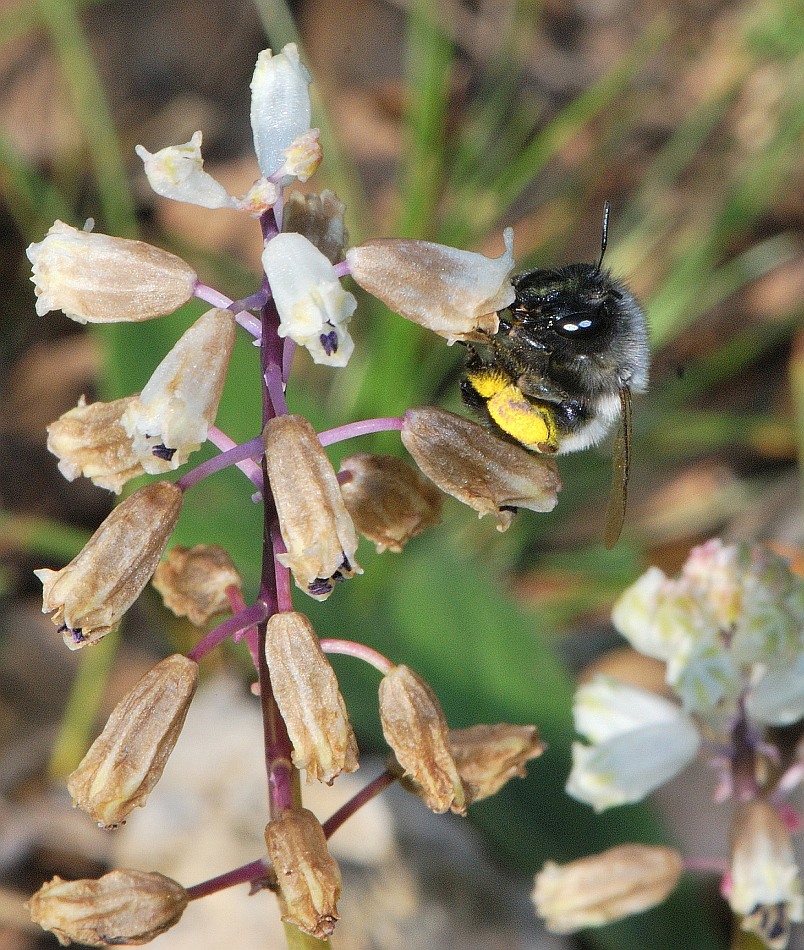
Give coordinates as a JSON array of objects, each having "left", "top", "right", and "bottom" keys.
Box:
[
  {"left": 264, "top": 414, "right": 361, "bottom": 600},
  {"left": 27, "top": 869, "right": 189, "bottom": 946},
  {"left": 282, "top": 189, "right": 347, "bottom": 264},
  {"left": 27, "top": 220, "right": 197, "bottom": 324},
  {"left": 264, "top": 808, "right": 341, "bottom": 939},
  {"left": 728, "top": 799, "right": 804, "bottom": 949},
  {"left": 532, "top": 844, "right": 684, "bottom": 934},
  {"left": 67, "top": 654, "right": 198, "bottom": 827},
  {"left": 345, "top": 231, "right": 515, "bottom": 344},
  {"left": 379, "top": 664, "right": 466, "bottom": 815},
  {"left": 46, "top": 395, "right": 144, "bottom": 494},
  {"left": 152, "top": 544, "right": 242, "bottom": 625},
  {"left": 449, "top": 723, "right": 545, "bottom": 804},
  {"left": 265, "top": 612, "right": 358, "bottom": 784},
  {"left": 35, "top": 481, "right": 183, "bottom": 648},
  {"left": 338, "top": 453, "right": 442, "bottom": 553},
  {"left": 401, "top": 407, "right": 561, "bottom": 531}
]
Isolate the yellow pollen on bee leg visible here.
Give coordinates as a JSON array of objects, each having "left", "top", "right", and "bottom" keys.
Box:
[
  {"left": 487, "top": 384, "right": 559, "bottom": 453},
  {"left": 465, "top": 367, "right": 510, "bottom": 399}
]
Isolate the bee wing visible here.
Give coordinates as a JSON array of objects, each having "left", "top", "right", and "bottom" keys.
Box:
[{"left": 603, "top": 385, "right": 632, "bottom": 549}]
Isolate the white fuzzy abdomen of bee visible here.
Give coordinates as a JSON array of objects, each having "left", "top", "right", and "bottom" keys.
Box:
[{"left": 556, "top": 390, "right": 621, "bottom": 454}]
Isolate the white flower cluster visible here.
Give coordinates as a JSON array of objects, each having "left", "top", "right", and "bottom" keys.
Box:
[
  {"left": 562, "top": 539, "right": 804, "bottom": 949},
  {"left": 568, "top": 539, "right": 804, "bottom": 813}
]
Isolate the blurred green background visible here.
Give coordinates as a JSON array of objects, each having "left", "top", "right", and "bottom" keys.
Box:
[{"left": 1, "top": 0, "right": 802, "bottom": 947}]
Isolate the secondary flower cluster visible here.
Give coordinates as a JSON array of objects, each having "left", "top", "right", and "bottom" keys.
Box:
[
  {"left": 533, "top": 539, "right": 804, "bottom": 949},
  {"left": 25, "top": 42, "right": 557, "bottom": 948}
]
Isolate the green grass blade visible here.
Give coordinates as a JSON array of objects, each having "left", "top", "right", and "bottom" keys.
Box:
[{"left": 35, "top": 0, "right": 136, "bottom": 236}]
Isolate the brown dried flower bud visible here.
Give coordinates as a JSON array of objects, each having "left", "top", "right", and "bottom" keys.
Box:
[
  {"left": 27, "top": 220, "right": 197, "bottom": 324},
  {"left": 345, "top": 230, "right": 514, "bottom": 343},
  {"left": 338, "top": 453, "right": 443, "bottom": 553},
  {"left": 67, "top": 654, "right": 198, "bottom": 827},
  {"left": 35, "top": 481, "right": 183, "bottom": 649},
  {"left": 728, "top": 799, "right": 803, "bottom": 949},
  {"left": 264, "top": 808, "right": 342, "bottom": 940},
  {"left": 264, "top": 414, "right": 361, "bottom": 600},
  {"left": 46, "top": 395, "right": 145, "bottom": 494},
  {"left": 379, "top": 664, "right": 466, "bottom": 815},
  {"left": 533, "top": 844, "right": 684, "bottom": 934},
  {"left": 152, "top": 544, "right": 242, "bottom": 625},
  {"left": 27, "top": 869, "right": 189, "bottom": 946},
  {"left": 401, "top": 407, "right": 561, "bottom": 531},
  {"left": 265, "top": 612, "right": 359, "bottom": 784},
  {"left": 282, "top": 189, "right": 348, "bottom": 264},
  {"left": 449, "top": 723, "right": 545, "bottom": 804}
]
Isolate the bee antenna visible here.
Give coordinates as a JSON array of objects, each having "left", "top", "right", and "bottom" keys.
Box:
[{"left": 597, "top": 200, "right": 610, "bottom": 270}]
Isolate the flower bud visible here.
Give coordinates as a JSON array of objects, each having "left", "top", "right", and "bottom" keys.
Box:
[
  {"left": 27, "top": 221, "right": 197, "bottom": 324},
  {"left": 282, "top": 189, "right": 348, "bottom": 265},
  {"left": 35, "top": 481, "right": 183, "bottom": 648},
  {"left": 449, "top": 723, "right": 544, "bottom": 803},
  {"left": 250, "top": 44, "right": 313, "bottom": 182},
  {"left": 265, "top": 612, "right": 359, "bottom": 784},
  {"left": 264, "top": 415, "right": 361, "bottom": 601},
  {"left": 152, "top": 544, "right": 242, "bottom": 625},
  {"left": 532, "top": 845, "right": 684, "bottom": 933},
  {"left": 67, "top": 654, "right": 198, "bottom": 827},
  {"left": 262, "top": 233, "right": 356, "bottom": 366},
  {"left": 27, "top": 869, "right": 189, "bottom": 946},
  {"left": 135, "top": 131, "right": 237, "bottom": 209},
  {"left": 338, "top": 453, "right": 442, "bottom": 553},
  {"left": 379, "top": 664, "right": 466, "bottom": 815},
  {"left": 46, "top": 395, "right": 144, "bottom": 494},
  {"left": 728, "top": 799, "right": 803, "bottom": 949},
  {"left": 121, "top": 308, "right": 236, "bottom": 474},
  {"left": 345, "top": 229, "right": 514, "bottom": 343},
  {"left": 401, "top": 407, "right": 561, "bottom": 531},
  {"left": 264, "top": 808, "right": 341, "bottom": 939}
]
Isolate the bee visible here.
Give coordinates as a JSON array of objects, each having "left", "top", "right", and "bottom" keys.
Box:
[{"left": 461, "top": 203, "right": 649, "bottom": 547}]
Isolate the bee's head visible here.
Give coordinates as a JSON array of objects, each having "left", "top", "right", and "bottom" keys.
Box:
[{"left": 505, "top": 263, "right": 649, "bottom": 392}]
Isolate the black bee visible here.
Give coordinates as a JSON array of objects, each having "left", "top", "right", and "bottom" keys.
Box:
[{"left": 461, "top": 204, "right": 649, "bottom": 547}]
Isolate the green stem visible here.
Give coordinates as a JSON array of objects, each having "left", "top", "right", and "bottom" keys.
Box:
[
  {"left": 47, "top": 629, "right": 120, "bottom": 778},
  {"left": 35, "top": 0, "right": 137, "bottom": 236}
]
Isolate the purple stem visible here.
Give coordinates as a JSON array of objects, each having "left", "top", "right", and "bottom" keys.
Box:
[
  {"left": 194, "top": 281, "right": 232, "bottom": 309},
  {"left": 318, "top": 417, "right": 405, "bottom": 447},
  {"left": 320, "top": 638, "right": 394, "bottom": 675},
  {"left": 322, "top": 770, "right": 397, "bottom": 840},
  {"left": 683, "top": 856, "right": 729, "bottom": 875},
  {"left": 333, "top": 261, "right": 350, "bottom": 278},
  {"left": 186, "top": 858, "right": 270, "bottom": 901},
  {"left": 185, "top": 773, "right": 398, "bottom": 900},
  {"left": 264, "top": 364, "right": 288, "bottom": 417},
  {"left": 177, "top": 432, "right": 265, "bottom": 491},
  {"left": 257, "top": 207, "right": 297, "bottom": 819},
  {"left": 187, "top": 601, "right": 269, "bottom": 662},
  {"left": 271, "top": 525, "right": 293, "bottom": 613},
  {"left": 282, "top": 338, "right": 296, "bottom": 382}
]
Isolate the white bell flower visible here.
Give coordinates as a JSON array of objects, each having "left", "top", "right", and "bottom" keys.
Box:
[
  {"left": 566, "top": 676, "right": 700, "bottom": 812},
  {"left": 728, "top": 800, "right": 803, "bottom": 949},
  {"left": 135, "top": 133, "right": 237, "bottom": 209},
  {"left": 262, "top": 233, "right": 356, "bottom": 367},
  {"left": 121, "top": 308, "right": 236, "bottom": 472},
  {"left": 250, "top": 44, "right": 314, "bottom": 183}
]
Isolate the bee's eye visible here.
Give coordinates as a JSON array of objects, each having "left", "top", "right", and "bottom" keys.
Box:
[{"left": 555, "top": 316, "right": 595, "bottom": 335}]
